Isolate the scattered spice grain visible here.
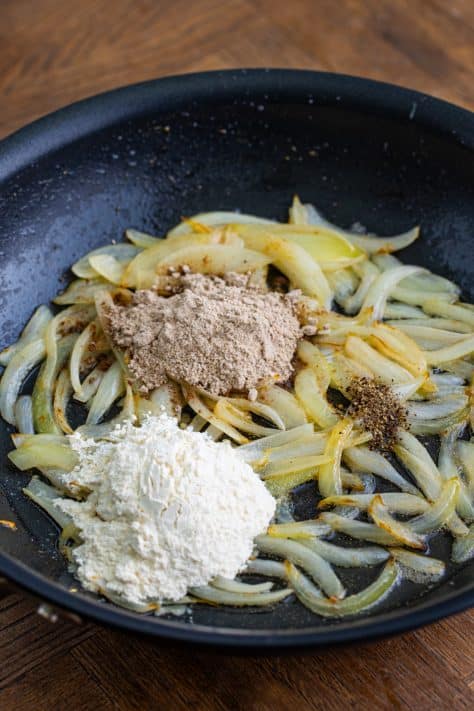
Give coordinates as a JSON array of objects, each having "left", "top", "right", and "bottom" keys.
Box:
[{"left": 346, "top": 376, "right": 407, "bottom": 451}]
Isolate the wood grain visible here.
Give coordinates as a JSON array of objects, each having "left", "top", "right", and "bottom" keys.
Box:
[
  {"left": 1, "top": 0, "right": 473, "bottom": 708},
  {"left": 1, "top": 0, "right": 474, "bottom": 139}
]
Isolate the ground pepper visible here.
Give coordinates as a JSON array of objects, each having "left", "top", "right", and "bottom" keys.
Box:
[{"left": 346, "top": 376, "right": 407, "bottom": 451}]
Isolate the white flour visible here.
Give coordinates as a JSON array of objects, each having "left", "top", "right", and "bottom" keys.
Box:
[{"left": 57, "top": 415, "right": 275, "bottom": 604}]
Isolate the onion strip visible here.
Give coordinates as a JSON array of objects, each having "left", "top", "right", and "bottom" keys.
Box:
[
  {"left": 285, "top": 560, "right": 399, "bottom": 617},
  {"left": 255, "top": 535, "right": 345, "bottom": 599},
  {"left": 452, "top": 524, "right": 474, "bottom": 563},
  {"left": 211, "top": 576, "right": 274, "bottom": 594},
  {"left": 13, "top": 395, "right": 34, "bottom": 435},
  {"left": 318, "top": 493, "right": 428, "bottom": 515},
  {"left": 390, "top": 548, "right": 445, "bottom": 581},
  {"left": 0, "top": 305, "right": 52, "bottom": 367},
  {"left": 0, "top": 339, "right": 46, "bottom": 425},
  {"left": 23, "top": 476, "right": 73, "bottom": 529},
  {"left": 189, "top": 585, "right": 292, "bottom": 606},
  {"left": 409, "top": 479, "right": 460, "bottom": 534},
  {"left": 86, "top": 361, "right": 124, "bottom": 425},
  {"left": 343, "top": 446, "right": 420, "bottom": 496},
  {"left": 267, "top": 520, "right": 332, "bottom": 539},
  {"left": 53, "top": 368, "right": 74, "bottom": 434},
  {"left": 318, "top": 419, "right": 353, "bottom": 497}
]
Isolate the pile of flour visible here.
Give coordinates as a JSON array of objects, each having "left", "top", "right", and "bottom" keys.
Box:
[
  {"left": 106, "top": 272, "right": 301, "bottom": 395},
  {"left": 57, "top": 414, "right": 275, "bottom": 604}
]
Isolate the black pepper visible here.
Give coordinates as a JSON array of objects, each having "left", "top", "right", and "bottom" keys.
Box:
[{"left": 346, "top": 376, "right": 407, "bottom": 451}]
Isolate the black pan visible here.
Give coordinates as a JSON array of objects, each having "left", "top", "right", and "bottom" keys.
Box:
[{"left": 0, "top": 70, "right": 473, "bottom": 649}]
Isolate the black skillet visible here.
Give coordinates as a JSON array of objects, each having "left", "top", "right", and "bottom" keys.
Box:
[{"left": 0, "top": 70, "right": 473, "bottom": 650}]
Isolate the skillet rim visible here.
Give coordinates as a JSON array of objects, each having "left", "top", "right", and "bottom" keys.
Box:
[{"left": 0, "top": 68, "right": 473, "bottom": 649}]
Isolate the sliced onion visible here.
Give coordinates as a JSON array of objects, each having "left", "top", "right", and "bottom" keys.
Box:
[
  {"left": 318, "top": 512, "right": 400, "bottom": 545},
  {"left": 256, "top": 433, "right": 328, "bottom": 468},
  {"left": 54, "top": 278, "right": 114, "bottom": 306},
  {"left": 73, "top": 365, "right": 106, "bottom": 404},
  {"left": 318, "top": 419, "right": 353, "bottom": 497},
  {"left": 369, "top": 495, "right": 426, "bottom": 549},
  {"left": 369, "top": 324, "right": 428, "bottom": 379},
  {"left": 285, "top": 560, "right": 399, "bottom": 617},
  {"left": 69, "top": 319, "right": 108, "bottom": 398},
  {"left": 327, "top": 268, "right": 359, "bottom": 305},
  {"left": 302, "top": 539, "right": 390, "bottom": 567},
  {"left": 100, "top": 590, "right": 158, "bottom": 613},
  {"left": 23, "top": 476, "right": 73, "bottom": 529},
  {"left": 407, "top": 394, "right": 468, "bottom": 421},
  {"left": 373, "top": 254, "right": 460, "bottom": 294},
  {"left": 33, "top": 324, "right": 78, "bottom": 434},
  {"left": 258, "top": 385, "right": 307, "bottom": 428},
  {"left": 344, "top": 335, "right": 415, "bottom": 384},
  {"left": 88, "top": 254, "right": 127, "bottom": 285},
  {"left": 145, "top": 381, "right": 183, "bottom": 420},
  {"left": 189, "top": 585, "right": 292, "bottom": 606},
  {"left": 10, "top": 439, "right": 77, "bottom": 472},
  {"left": 11, "top": 433, "right": 66, "bottom": 448},
  {"left": 72, "top": 243, "right": 140, "bottom": 279},
  {"left": 440, "top": 359, "right": 474, "bottom": 380},
  {"left": 393, "top": 444, "right": 441, "bottom": 501},
  {"left": 294, "top": 367, "right": 339, "bottom": 428},
  {"left": 211, "top": 576, "right": 274, "bottom": 594},
  {"left": 261, "top": 454, "right": 332, "bottom": 479},
  {"left": 267, "top": 520, "right": 332, "bottom": 539},
  {"left": 0, "top": 305, "right": 52, "bottom": 367},
  {"left": 392, "top": 378, "right": 426, "bottom": 400},
  {"left": 126, "top": 228, "right": 160, "bottom": 247},
  {"left": 344, "top": 446, "right": 420, "bottom": 496},
  {"left": 407, "top": 410, "right": 469, "bottom": 435},
  {"left": 214, "top": 399, "right": 278, "bottom": 437},
  {"left": 53, "top": 368, "right": 74, "bottom": 434},
  {"left": 361, "top": 266, "right": 425, "bottom": 321},
  {"left": 189, "top": 414, "right": 207, "bottom": 432},
  {"left": 425, "top": 336, "right": 474, "bottom": 365},
  {"left": 255, "top": 534, "right": 344, "bottom": 599},
  {"left": 222, "top": 397, "right": 285, "bottom": 431},
  {"left": 184, "top": 386, "right": 248, "bottom": 444},
  {"left": 390, "top": 287, "right": 456, "bottom": 307},
  {"left": 205, "top": 425, "right": 223, "bottom": 441},
  {"left": 390, "top": 549, "right": 445, "bottom": 582},
  {"left": 410, "top": 479, "right": 460, "bottom": 534},
  {"left": 86, "top": 361, "right": 125, "bottom": 425},
  {"left": 452, "top": 524, "right": 474, "bottom": 563},
  {"left": 167, "top": 211, "right": 275, "bottom": 238},
  {"left": 263, "top": 469, "right": 315, "bottom": 497},
  {"left": 439, "top": 428, "right": 474, "bottom": 521},
  {"left": 383, "top": 303, "right": 425, "bottom": 319},
  {"left": 300, "top": 201, "right": 419, "bottom": 255},
  {"left": 318, "top": 492, "right": 428, "bottom": 515},
  {"left": 244, "top": 558, "right": 287, "bottom": 579},
  {"left": 235, "top": 226, "right": 332, "bottom": 307},
  {"left": 388, "top": 318, "right": 472, "bottom": 334},
  {"left": 76, "top": 382, "right": 135, "bottom": 438},
  {"left": 390, "top": 324, "right": 467, "bottom": 351},
  {"left": 341, "top": 260, "right": 380, "bottom": 315},
  {"left": 432, "top": 373, "right": 466, "bottom": 388},
  {"left": 456, "top": 440, "right": 474, "bottom": 492},
  {"left": 14, "top": 395, "right": 34, "bottom": 434},
  {"left": 0, "top": 339, "right": 46, "bottom": 425},
  {"left": 423, "top": 299, "right": 474, "bottom": 327},
  {"left": 297, "top": 341, "right": 332, "bottom": 390},
  {"left": 237, "top": 424, "right": 314, "bottom": 463}
]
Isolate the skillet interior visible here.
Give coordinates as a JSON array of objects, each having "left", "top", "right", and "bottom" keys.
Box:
[{"left": 0, "top": 70, "right": 473, "bottom": 648}]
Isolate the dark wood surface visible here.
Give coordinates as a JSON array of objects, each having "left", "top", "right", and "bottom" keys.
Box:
[{"left": 1, "top": 1, "right": 473, "bottom": 708}]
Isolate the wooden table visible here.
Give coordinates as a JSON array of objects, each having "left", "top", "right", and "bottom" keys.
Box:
[{"left": 1, "top": 1, "right": 473, "bottom": 708}]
